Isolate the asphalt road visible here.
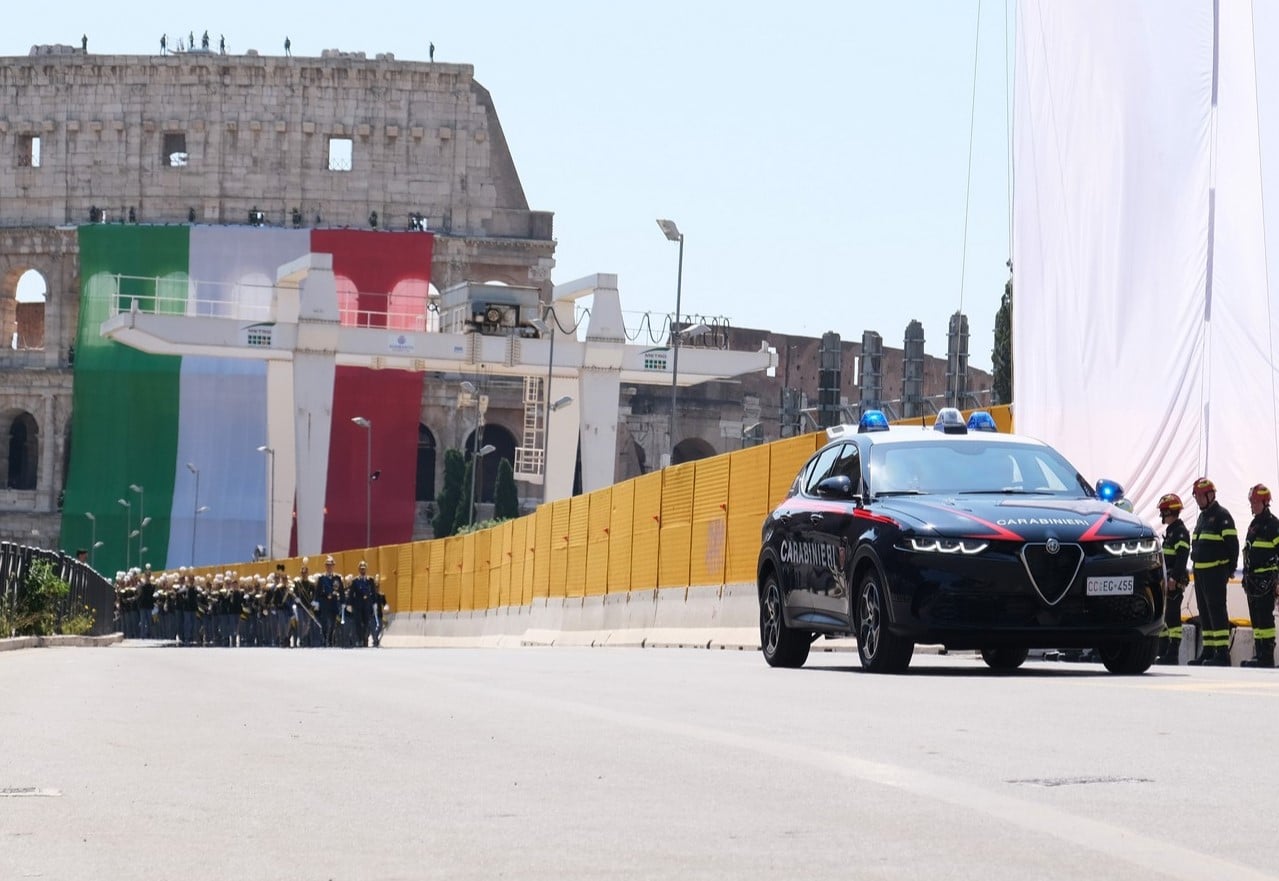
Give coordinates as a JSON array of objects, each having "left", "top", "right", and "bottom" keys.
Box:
[{"left": 2, "top": 643, "right": 1277, "bottom": 881}]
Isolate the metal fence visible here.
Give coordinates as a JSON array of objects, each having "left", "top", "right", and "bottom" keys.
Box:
[{"left": 0, "top": 543, "right": 116, "bottom": 637}]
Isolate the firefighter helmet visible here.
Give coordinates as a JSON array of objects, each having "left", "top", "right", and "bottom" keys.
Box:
[
  {"left": 1249, "top": 484, "right": 1272, "bottom": 506},
  {"left": 1157, "top": 493, "right": 1183, "bottom": 516},
  {"left": 1193, "top": 477, "right": 1216, "bottom": 496}
]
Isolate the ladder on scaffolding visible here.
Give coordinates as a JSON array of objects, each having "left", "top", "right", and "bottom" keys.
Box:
[{"left": 513, "top": 375, "right": 546, "bottom": 484}]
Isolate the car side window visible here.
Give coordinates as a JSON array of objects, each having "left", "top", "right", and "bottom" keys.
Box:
[
  {"left": 828, "top": 443, "right": 861, "bottom": 493},
  {"left": 803, "top": 445, "right": 845, "bottom": 495}
]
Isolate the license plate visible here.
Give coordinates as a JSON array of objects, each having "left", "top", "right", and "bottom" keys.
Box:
[{"left": 1086, "top": 576, "right": 1134, "bottom": 596}]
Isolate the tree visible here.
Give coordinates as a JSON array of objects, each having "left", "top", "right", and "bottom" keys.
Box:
[
  {"left": 432, "top": 449, "right": 465, "bottom": 538},
  {"left": 992, "top": 277, "right": 1013, "bottom": 405},
  {"left": 493, "top": 458, "right": 519, "bottom": 521}
]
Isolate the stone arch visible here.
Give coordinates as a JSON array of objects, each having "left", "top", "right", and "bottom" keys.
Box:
[
  {"left": 0, "top": 409, "right": 39, "bottom": 490},
  {"left": 672, "top": 436, "right": 715, "bottom": 466},
  {"left": 415, "top": 423, "right": 437, "bottom": 502},
  {"left": 1, "top": 265, "right": 48, "bottom": 350},
  {"left": 461, "top": 422, "right": 518, "bottom": 503}
]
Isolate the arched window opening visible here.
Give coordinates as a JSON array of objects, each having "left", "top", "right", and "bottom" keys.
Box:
[
  {"left": 462, "top": 423, "right": 518, "bottom": 503},
  {"left": 416, "top": 424, "right": 437, "bottom": 502},
  {"left": 14, "top": 268, "right": 47, "bottom": 350},
  {"left": 7, "top": 412, "right": 39, "bottom": 490}
]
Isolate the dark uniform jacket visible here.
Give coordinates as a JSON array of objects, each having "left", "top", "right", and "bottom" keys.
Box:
[
  {"left": 1163, "top": 518, "right": 1190, "bottom": 588},
  {"left": 1243, "top": 507, "right": 1279, "bottom": 596},
  {"left": 1191, "top": 500, "right": 1239, "bottom": 573}
]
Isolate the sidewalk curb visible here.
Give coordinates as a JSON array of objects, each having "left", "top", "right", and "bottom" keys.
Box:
[{"left": 0, "top": 633, "right": 124, "bottom": 652}]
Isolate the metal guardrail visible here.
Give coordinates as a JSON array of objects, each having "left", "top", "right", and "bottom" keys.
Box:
[
  {"left": 0, "top": 543, "right": 116, "bottom": 637},
  {"left": 102, "top": 273, "right": 439, "bottom": 332}
]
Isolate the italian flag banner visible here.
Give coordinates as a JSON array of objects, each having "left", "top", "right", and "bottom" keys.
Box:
[{"left": 62, "top": 225, "right": 432, "bottom": 575}]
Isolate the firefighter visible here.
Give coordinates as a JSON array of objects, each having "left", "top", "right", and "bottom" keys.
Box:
[
  {"left": 1188, "top": 477, "right": 1239, "bottom": 666},
  {"left": 1241, "top": 484, "right": 1279, "bottom": 668},
  {"left": 1157, "top": 493, "right": 1190, "bottom": 664}
]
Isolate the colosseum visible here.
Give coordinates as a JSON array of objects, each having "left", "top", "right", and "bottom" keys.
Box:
[{"left": 0, "top": 44, "right": 990, "bottom": 573}]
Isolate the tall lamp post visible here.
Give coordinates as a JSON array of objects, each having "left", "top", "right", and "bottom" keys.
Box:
[
  {"left": 129, "top": 483, "right": 146, "bottom": 566},
  {"left": 460, "top": 381, "right": 485, "bottom": 526},
  {"left": 256, "top": 445, "right": 275, "bottom": 558},
  {"left": 84, "top": 512, "right": 96, "bottom": 566},
  {"left": 351, "top": 416, "right": 372, "bottom": 548},
  {"left": 116, "top": 497, "right": 131, "bottom": 569},
  {"left": 657, "top": 218, "right": 685, "bottom": 464},
  {"left": 186, "top": 463, "right": 201, "bottom": 565}
]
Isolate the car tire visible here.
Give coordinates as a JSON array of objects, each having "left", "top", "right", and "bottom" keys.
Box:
[
  {"left": 1098, "top": 636, "right": 1159, "bottom": 675},
  {"left": 980, "top": 647, "right": 1030, "bottom": 670},
  {"left": 855, "top": 572, "right": 914, "bottom": 673},
  {"left": 759, "top": 573, "right": 810, "bottom": 668}
]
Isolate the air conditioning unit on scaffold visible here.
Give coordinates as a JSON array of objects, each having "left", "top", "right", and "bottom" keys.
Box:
[{"left": 439, "top": 282, "right": 542, "bottom": 336}]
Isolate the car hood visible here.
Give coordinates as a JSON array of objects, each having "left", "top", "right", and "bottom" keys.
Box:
[{"left": 876, "top": 495, "right": 1154, "bottom": 542}]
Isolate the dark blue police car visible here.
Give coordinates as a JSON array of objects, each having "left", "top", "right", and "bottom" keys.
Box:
[{"left": 756, "top": 408, "right": 1165, "bottom": 674}]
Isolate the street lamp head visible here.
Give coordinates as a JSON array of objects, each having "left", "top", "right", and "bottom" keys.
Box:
[
  {"left": 93, "top": 540, "right": 104, "bottom": 549},
  {"left": 140, "top": 516, "right": 152, "bottom": 528},
  {"left": 185, "top": 462, "right": 198, "bottom": 474},
  {"left": 550, "top": 395, "right": 574, "bottom": 412},
  {"left": 116, "top": 498, "right": 130, "bottom": 508},
  {"left": 129, "top": 483, "right": 143, "bottom": 493},
  {"left": 460, "top": 380, "right": 476, "bottom": 395},
  {"left": 477, "top": 444, "right": 497, "bottom": 457},
  {"left": 352, "top": 416, "right": 371, "bottom": 428},
  {"left": 196, "top": 505, "right": 210, "bottom": 514},
  {"left": 657, "top": 218, "right": 682, "bottom": 242},
  {"left": 257, "top": 445, "right": 273, "bottom": 454},
  {"left": 529, "top": 317, "right": 549, "bottom": 334},
  {"left": 84, "top": 511, "right": 95, "bottom": 521}
]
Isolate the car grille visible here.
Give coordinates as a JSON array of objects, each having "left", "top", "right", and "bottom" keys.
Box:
[{"left": 1019, "top": 543, "right": 1084, "bottom": 606}]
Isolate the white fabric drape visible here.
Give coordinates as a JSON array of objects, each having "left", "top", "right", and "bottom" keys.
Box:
[{"left": 1013, "top": 0, "right": 1279, "bottom": 524}]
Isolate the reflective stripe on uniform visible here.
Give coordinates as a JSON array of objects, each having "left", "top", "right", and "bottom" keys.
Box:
[
  {"left": 1254, "top": 627, "right": 1277, "bottom": 639},
  {"left": 1194, "top": 559, "right": 1232, "bottom": 569},
  {"left": 1203, "top": 628, "right": 1231, "bottom": 647}
]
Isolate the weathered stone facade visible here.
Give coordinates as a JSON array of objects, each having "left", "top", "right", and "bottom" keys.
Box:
[{"left": 0, "top": 48, "right": 555, "bottom": 545}]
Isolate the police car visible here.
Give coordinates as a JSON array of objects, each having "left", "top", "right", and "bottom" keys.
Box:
[{"left": 756, "top": 408, "right": 1165, "bottom": 674}]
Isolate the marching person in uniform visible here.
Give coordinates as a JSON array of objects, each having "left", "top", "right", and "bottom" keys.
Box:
[
  {"left": 1188, "top": 477, "right": 1239, "bottom": 666},
  {"left": 349, "top": 561, "right": 376, "bottom": 647},
  {"left": 1157, "top": 493, "right": 1191, "bottom": 664},
  {"left": 1241, "top": 484, "right": 1279, "bottom": 667},
  {"left": 317, "top": 556, "right": 342, "bottom": 646}
]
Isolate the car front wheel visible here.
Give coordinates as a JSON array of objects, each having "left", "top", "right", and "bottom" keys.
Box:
[
  {"left": 855, "top": 572, "right": 914, "bottom": 673},
  {"left": 1098, "top": 636, "right": 1158, "bottom": 674},
  {"left": 760, "top": 573, "right": 810, "bottom": 668}
]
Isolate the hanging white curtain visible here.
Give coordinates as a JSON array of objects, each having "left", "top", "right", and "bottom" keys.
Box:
[{"left": 1013, "top": 0, "right": 1279, "bottom": 523}]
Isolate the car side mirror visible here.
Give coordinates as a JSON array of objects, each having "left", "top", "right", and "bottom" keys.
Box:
[{"left": 815, "top": 475, "right": 856, "bottom": 499}]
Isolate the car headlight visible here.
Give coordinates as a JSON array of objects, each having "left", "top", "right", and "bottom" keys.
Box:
[
  {"left": 908, "top": 537, "right": 989, "bottom": 555},
  {"left": 1102, "top": 538, "right": 1160, "bottom": 556}
]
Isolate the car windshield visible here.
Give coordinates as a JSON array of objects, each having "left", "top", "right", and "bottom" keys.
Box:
[{"left": 866, "top": 440, "right": 1090, "bottom": 497}]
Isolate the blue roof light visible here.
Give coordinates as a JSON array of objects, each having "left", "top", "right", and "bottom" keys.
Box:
[
  {"left": 1095, "top": 479, "right": 1125, "bottom": 503},
  {"left": 966, "top": 411, "right": 998, "bottom": 432},
  {"left": 858, "top": 410, "right": 890, "bottom": 433}
]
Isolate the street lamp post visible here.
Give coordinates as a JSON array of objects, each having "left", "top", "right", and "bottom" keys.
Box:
[
  {"left": 129, "top": 484, "right": 145, "bottom": 566},
  {"left": 84, "top": 512, "right": 96, "bottom": 566},
  {"left": 116, "top": 497, "right": 131, "bottom": 569},
  {"left": 460, "top": 381, "right": 485, "bottom": 527},
  {"left": 351, "top": 417, "right": 372, "bottom": 548},
  {"left": 186, "top": 463, "right": 200, "bottom": 565},
  {"left": 657, "top": 218, "right": 685, "bottom": 464},
  {"left": 256, "top": 445, "right": 275, "bottom": 558}
]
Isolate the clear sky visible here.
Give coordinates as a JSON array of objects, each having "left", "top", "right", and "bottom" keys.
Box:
[{"left": 5, "top": 1, "right": 1014, "bottom": 370}]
